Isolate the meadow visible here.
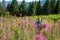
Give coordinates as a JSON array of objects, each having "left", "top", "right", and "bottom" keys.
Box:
[{"left": 0, "top": 14, "right": 60, "bottom": 40}]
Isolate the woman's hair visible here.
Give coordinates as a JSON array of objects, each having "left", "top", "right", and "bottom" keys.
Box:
[{"left": 38, "top": 16, "right": 42, "bottom": 21}]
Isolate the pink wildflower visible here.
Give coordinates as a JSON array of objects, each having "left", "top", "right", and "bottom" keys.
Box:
[
  {"left": 10, "top": 32, "right": 15, "bottom": 35},
  {"left": 41, "top": 24, "right": 46, "bottom": 28},
  {"left": 13, "top": 14, "right": 17, "bottom": 19},
  {"left": 44, "top": 23, "right": 50, "bottom": 32},
  {"left": 22, "top": 17, "right": 28, "bottom": 27},
  {"left": 0, "top": 19, "right": 1, "bottom": 22},
  {"left": 31, "top": 19, "right": 35, "bottom": 25},
  {"left": 51, "top": 30, "right": 56, "bottom": 33},
  {"left": 33, "top": 24, "right": 38, "bottom": 29},
  {"left": 34, "top": 33, "right": 47, "bottom": 40},
  {"left": 24, "top": 28, "right": 28, "bottom": 36},
  {"left": 54, "top": 23, "right": 59, "bottom": 28}
]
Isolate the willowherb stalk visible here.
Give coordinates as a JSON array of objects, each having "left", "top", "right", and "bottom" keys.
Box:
[
  {"left": 22, "top": 16, "right": 28, "bottom": 27},
  {"left": 7, "top": 21, "right": 11, "bottom": 32},
  {"left": 13, "top": 14, "right": 17, "bottom": 19},
  {"left": 34, "top": 33, "right": 47, "bottom": 40},
  {"left": 54, "top": 23, "right": 59, "bottom": 28},
  {"left": 44, "top": 23, "right": 50, "bottom": 32},
  {"left": 0, "top": 18, "right": 3, "bottom": 28}
]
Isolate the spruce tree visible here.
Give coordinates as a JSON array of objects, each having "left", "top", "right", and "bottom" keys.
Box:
[
  {"left": 20, "top": 0, "right": 27, "bottom": 16},
  {"left": 10, "top": 0, "right": 19, "bottom": 16},
  {"left": 0, "top": 2, "right": 1, "bottom": 7},
  {"left": 43, "top": 0, "right": 51, "bottom": 15},
  {"left": 19, "top": 5, "right": 22, "bottom": 16},
  {"left": 7, "top": 2, "right": 11, "bottom": 13},
  {"left": 28, "top": 1, "right": 36, "bottom": 16},
  {"left": 0, "top": 3, "right": 2, "bottom": 16},
  {"left": 32, "top": 1, "right": 36, "bottom": 16},
  {"left": 36, "top": 0, "right": 41, "bottom": 15},
  {"left": 2, "top": 0, "right": 6, "bottom": 10},
  {"left": 54, "top": 0, "right": 60, "bottom": 14},
  {"left": 28, "top": 2, "right": 32, "bottom": 16},
  {"left": 50, "top": 0, "right": 56, "bottom": 14},
  {"left": 2, "top": 0, "right": 6, "bottom": 16}
]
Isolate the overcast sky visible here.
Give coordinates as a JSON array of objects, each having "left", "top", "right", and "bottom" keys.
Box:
[{"left": 0, "top": 0, "right": 43, "bottom": 2}]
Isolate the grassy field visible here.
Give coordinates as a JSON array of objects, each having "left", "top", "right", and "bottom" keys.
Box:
[{"left": 0, "top": 14, "right": 60, "bottom": 40}]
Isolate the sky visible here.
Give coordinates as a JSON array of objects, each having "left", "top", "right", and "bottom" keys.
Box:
[{"left": 0, "top": 0, "right": 43, "bottom": 2}]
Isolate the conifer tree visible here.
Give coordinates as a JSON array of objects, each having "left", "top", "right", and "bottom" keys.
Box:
[
  {"left": 20, "top": 0, "right": 27, "bottom": 16},
  {"left": 50, "top": 0, "right": 56, "bottom": 14},
  {"left": 28, "top": 1, "right": 36, "bottom": 16},
  {"left": 10, "top": 0, "right": 19, "bottom": 15},
  {"left": 54, "top": 0, "right": 60, "bottom": 14},
  {"left": 36, "top": 0, "right": 41, "bottom": 15},
  {"left": 43, "top": 0, "right": 51, "bottom": 15}
]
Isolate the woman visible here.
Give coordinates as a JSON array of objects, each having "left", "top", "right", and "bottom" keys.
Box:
[
  {"left": 34, "top": 17, "right": 47, "bottom": 40},
  {"left": 35, "top": 17, "right": 43, "bottom": 34}
]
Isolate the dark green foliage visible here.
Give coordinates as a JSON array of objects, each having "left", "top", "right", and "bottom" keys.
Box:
[
  {"left": 0, "top": 29, "right": 2, "bottom": 34},
  {"left": 31, "top": 1, "right": 36, "bottom": 16},
  {"left": 28, "top": 1, "right": 36, "bottom": 16},
  {"left": 0, "top": 3, "right": 2, "bottom": 16},
  {"left": 19, "top": 0, "right": 28, "bottom": 16},
  {"left": 0, "top": 8, "right": 3, "bottom": 16},
  {"left": 28, "top": 2, "right": 32, "bottom": 16},
  {"left": 2, "top": 0, "right": 6, "bottom": 16},
  {"left": 2, "top": 0, "right": 6, "bottom": 10},
  {"left": 43, "top": 0, "right": 51, "bottom": 15},
  {"left": 10, "top": 0, "right": 19, "bottom": 16},
  {"left": 0, "top": 2, "right": 1, "bottom": 7},
  {"left": 0, "top": 0, "right": 60, "bottom": 16},
  {"left": 36, "top": 0, "right": 42, "bottom": 15},
  {"left": 20, "top": 26, "right": 25, "bottom": 40},
  {"left": 7, "top": 2, "right": 11, "bottom": 13},
  {"left": 50, "top": 0, "right": 56, "bottom": 14},
  {"left": 14, "top": 30, "right": 19, "bottom": 40},
  {"left": 54, "top": 0, "right": 60, "bottom": 14}
]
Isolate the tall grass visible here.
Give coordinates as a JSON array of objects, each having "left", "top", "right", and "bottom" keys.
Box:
[{"left": 0, "top": 14, "right": 60, "bottom": 40}]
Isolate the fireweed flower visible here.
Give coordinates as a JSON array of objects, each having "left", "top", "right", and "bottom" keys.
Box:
[
  {"left": 22, "top": 17, "right": 29, "bottom": 35},
  {"left": 13, "top": 20, "right": 18, "bottom": 27},
  {"left": 22, "top": 17, "right": 28, "bottom": 27},
  {"left": 41, "top": 24, "right": 46, "bottom": 28},
  {"left": 29, "top": 19, "right": 35, "bottom": 27},
  {"left": 0, "top": 18, "right": 3, "bottom": 23},
  {"left": 24, "top": 28, "right": 28, "bottom": 36},
  {"left": 0, "top": 19, "right": 3, "bottom": 28},
  {"left": 13, "top": 14, "right": 17, "bottom": 19},
  {"left": 24, "top": 29, "right": 27, "bottom": 34},
  {"left": 31, "top": 19, "right": 35, "bottom": 24},
  {"left": 24, "top": 17, "right": 28, "bottom": 25},
  {"left": 54, "top": 23, "right": 59, "bottom": 28},
  {"left": 3, "top": 35, "right": 7, "bottom": 40},
  {"left": 51, "top": 30, "right": 56, "bottom": 34},
  {"left": 44, "top": 23, "right": 50, "bottom": 32},
  {"left": 10, "top": 32, "right": 15, "bottom": 36},
  {"left": 17, "top": 25, "right": 21, "bottom": 31},
  {"left": 33, "top": 24, "right": 38, "bottom": 29},
  {"left": 34, "top": 33, "right": 47, "bottom": 40},
  {"left": 0, "top": 19, "right": 2, "bottom": 22},
  {"left": 7, "top": 21, "right": 11, "bottom": 27}
]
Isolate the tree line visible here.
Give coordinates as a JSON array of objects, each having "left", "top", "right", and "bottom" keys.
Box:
[{"left": 0, "top": 0, "right": 60, "bottom": 16}]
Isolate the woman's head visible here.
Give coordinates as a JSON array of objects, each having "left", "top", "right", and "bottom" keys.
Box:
[{"left": 38, "top": 16, "right": 41, "bottom": 22}]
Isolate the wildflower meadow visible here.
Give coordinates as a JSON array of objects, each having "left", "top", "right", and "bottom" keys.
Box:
[
  {"left": 0, "top": 14, "right": 60, "bottom": 40},
  {"left": 0, "top": 0, "right": 60, "bottom": 40}
]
